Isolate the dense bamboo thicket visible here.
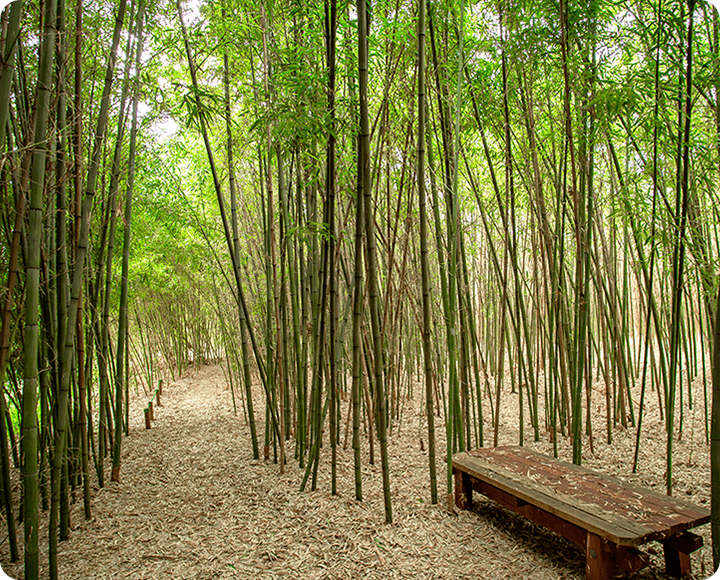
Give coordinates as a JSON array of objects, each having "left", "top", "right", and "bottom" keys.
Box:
[{"left": 1, "top": 0, "right": 719, "bottom": 576}]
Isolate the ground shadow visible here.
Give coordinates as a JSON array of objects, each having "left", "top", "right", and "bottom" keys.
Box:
[{"left": 467, "top": 497, "right": 695, "bottom": 580}]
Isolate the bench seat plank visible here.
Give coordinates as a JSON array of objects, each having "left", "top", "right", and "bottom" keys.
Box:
[
  {"left": 453, "top": 446, "right": 709, "bottom": 547},
  {"left": 454, "top": 452, "right": 647, "bottom": 545}
]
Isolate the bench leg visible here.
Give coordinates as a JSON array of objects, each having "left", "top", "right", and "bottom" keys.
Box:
[
  {"left": 453, "top": 469, "right": 472, "bottom": 510},
  {"left": 586, "top": 532, "right": 614, "bottom": 580},
  {"left": 663, "top": 542, "right": 691, "bottom": 578},
  {"left": 663, "top": 547, "right": 691, "bottom": 578},
  {"left": 662, "top": 531, "right": 702, "bottom": 578}
]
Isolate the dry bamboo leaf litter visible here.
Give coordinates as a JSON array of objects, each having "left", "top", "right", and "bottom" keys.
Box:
[{"left": 0, "top": 364, "right": 714, "bottom": 579}]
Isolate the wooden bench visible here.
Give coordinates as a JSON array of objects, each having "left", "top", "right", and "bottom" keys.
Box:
[{"left": 452, "top": 446, "right": 710, "bottom": 580}]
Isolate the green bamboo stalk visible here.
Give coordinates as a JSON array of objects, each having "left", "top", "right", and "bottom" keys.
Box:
[
  {"left": 112, "top": 0, "right": 145, "bottom": 483},
  {"left": 38, "top": 311, "right": 51, "bottom": 512},
  {"left": 259, "top": 3, "right": 286, "bottom": 473},
  {"left": 559, "top": 0, "right": 585, "bottom": 465},
  {"left": 351, "top": 124, "right": 365, "bottom": 501},
  {"left": 446, "top": 0, "right": 465, "bottom": 462},
  {"left": 0, "top": 4, "right": 23, "bottom": 559},
  {"left": 359, "top": 0, "right": 391, "bottom": 522},
  {"left": 222, "top": 4, "right": 258, "bottom": 459},
  {"left": 426, "top": 16, "right": 456, "bottom": 467},
  {"left": 324, "top": 0, "right": 339, "bottom": 495},
  {"left": 24, "top": 0, "right": 58, "bottom": 575},
  {"left": 280, "top": 151, "right": 304, "bottom": 465},
  {"left": 698, "top": 270, "right": 709, "bottom": 445},
  {"left": 459, "top": 235, "right": 486, "bottom": 448},
  {"left": 53, "top": 0, "right": 74, "bottom": 544},
  {"left": 296, "top": 166, "right": 311, "bottom": 463},
  {"left": 49, "top": 7, "right": 130, "bottom": 567},
  {"left": 554, "top": 139, "right": 572, "bottom": 448},
  {"left": 711, "top": 280, "right": 720, "bottom": 568},
  {"left": 125, "top": 321, "right": 130, "bottom": 434},
  {"left": 417, "top": 0, "right": 437, "bottom": 504},
  {"left": 290, "top": 162, "right": 305, "bottom": 454},
  {"left": 667, "top": 0, "right": 696, "bottom": 495},
  {"left": 301, "top": 163, "right": 331, "bottom": 491},
  {"left": 0, "top": 0, "right": 22, "bottom": 149}
]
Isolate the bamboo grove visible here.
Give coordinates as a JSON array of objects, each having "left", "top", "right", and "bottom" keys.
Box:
[{"left": 1, "top": 0, "right": 720, "bottom": 576}]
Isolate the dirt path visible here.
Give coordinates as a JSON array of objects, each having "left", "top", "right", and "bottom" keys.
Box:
[{"left": 0, "top": 364, "right": 713, "bottom": 579}]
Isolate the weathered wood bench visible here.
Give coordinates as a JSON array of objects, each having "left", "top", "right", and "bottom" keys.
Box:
[{"left": 453, "top": 446, "right": 710, "bottom": 580}]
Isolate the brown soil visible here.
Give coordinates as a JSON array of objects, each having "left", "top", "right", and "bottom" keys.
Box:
[{"left": 0, "top": 363, "right": 714, "bottom": 579}]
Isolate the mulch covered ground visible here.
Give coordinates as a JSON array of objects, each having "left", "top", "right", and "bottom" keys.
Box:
[{"left": 0, "top": 363, "right": 714, "bottom": 579}]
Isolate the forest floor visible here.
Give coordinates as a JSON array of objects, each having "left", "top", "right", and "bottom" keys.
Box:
[{"left": 0, "top": 362, "right": 714, "bottom": 579}]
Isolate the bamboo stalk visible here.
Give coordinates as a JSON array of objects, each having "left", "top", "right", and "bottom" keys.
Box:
[
  {"left": 417, "top": 0, "right": 437, "bottom": 503},
  {"left": 25, "top": 0, "right": 58, "bottom": 574}
]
